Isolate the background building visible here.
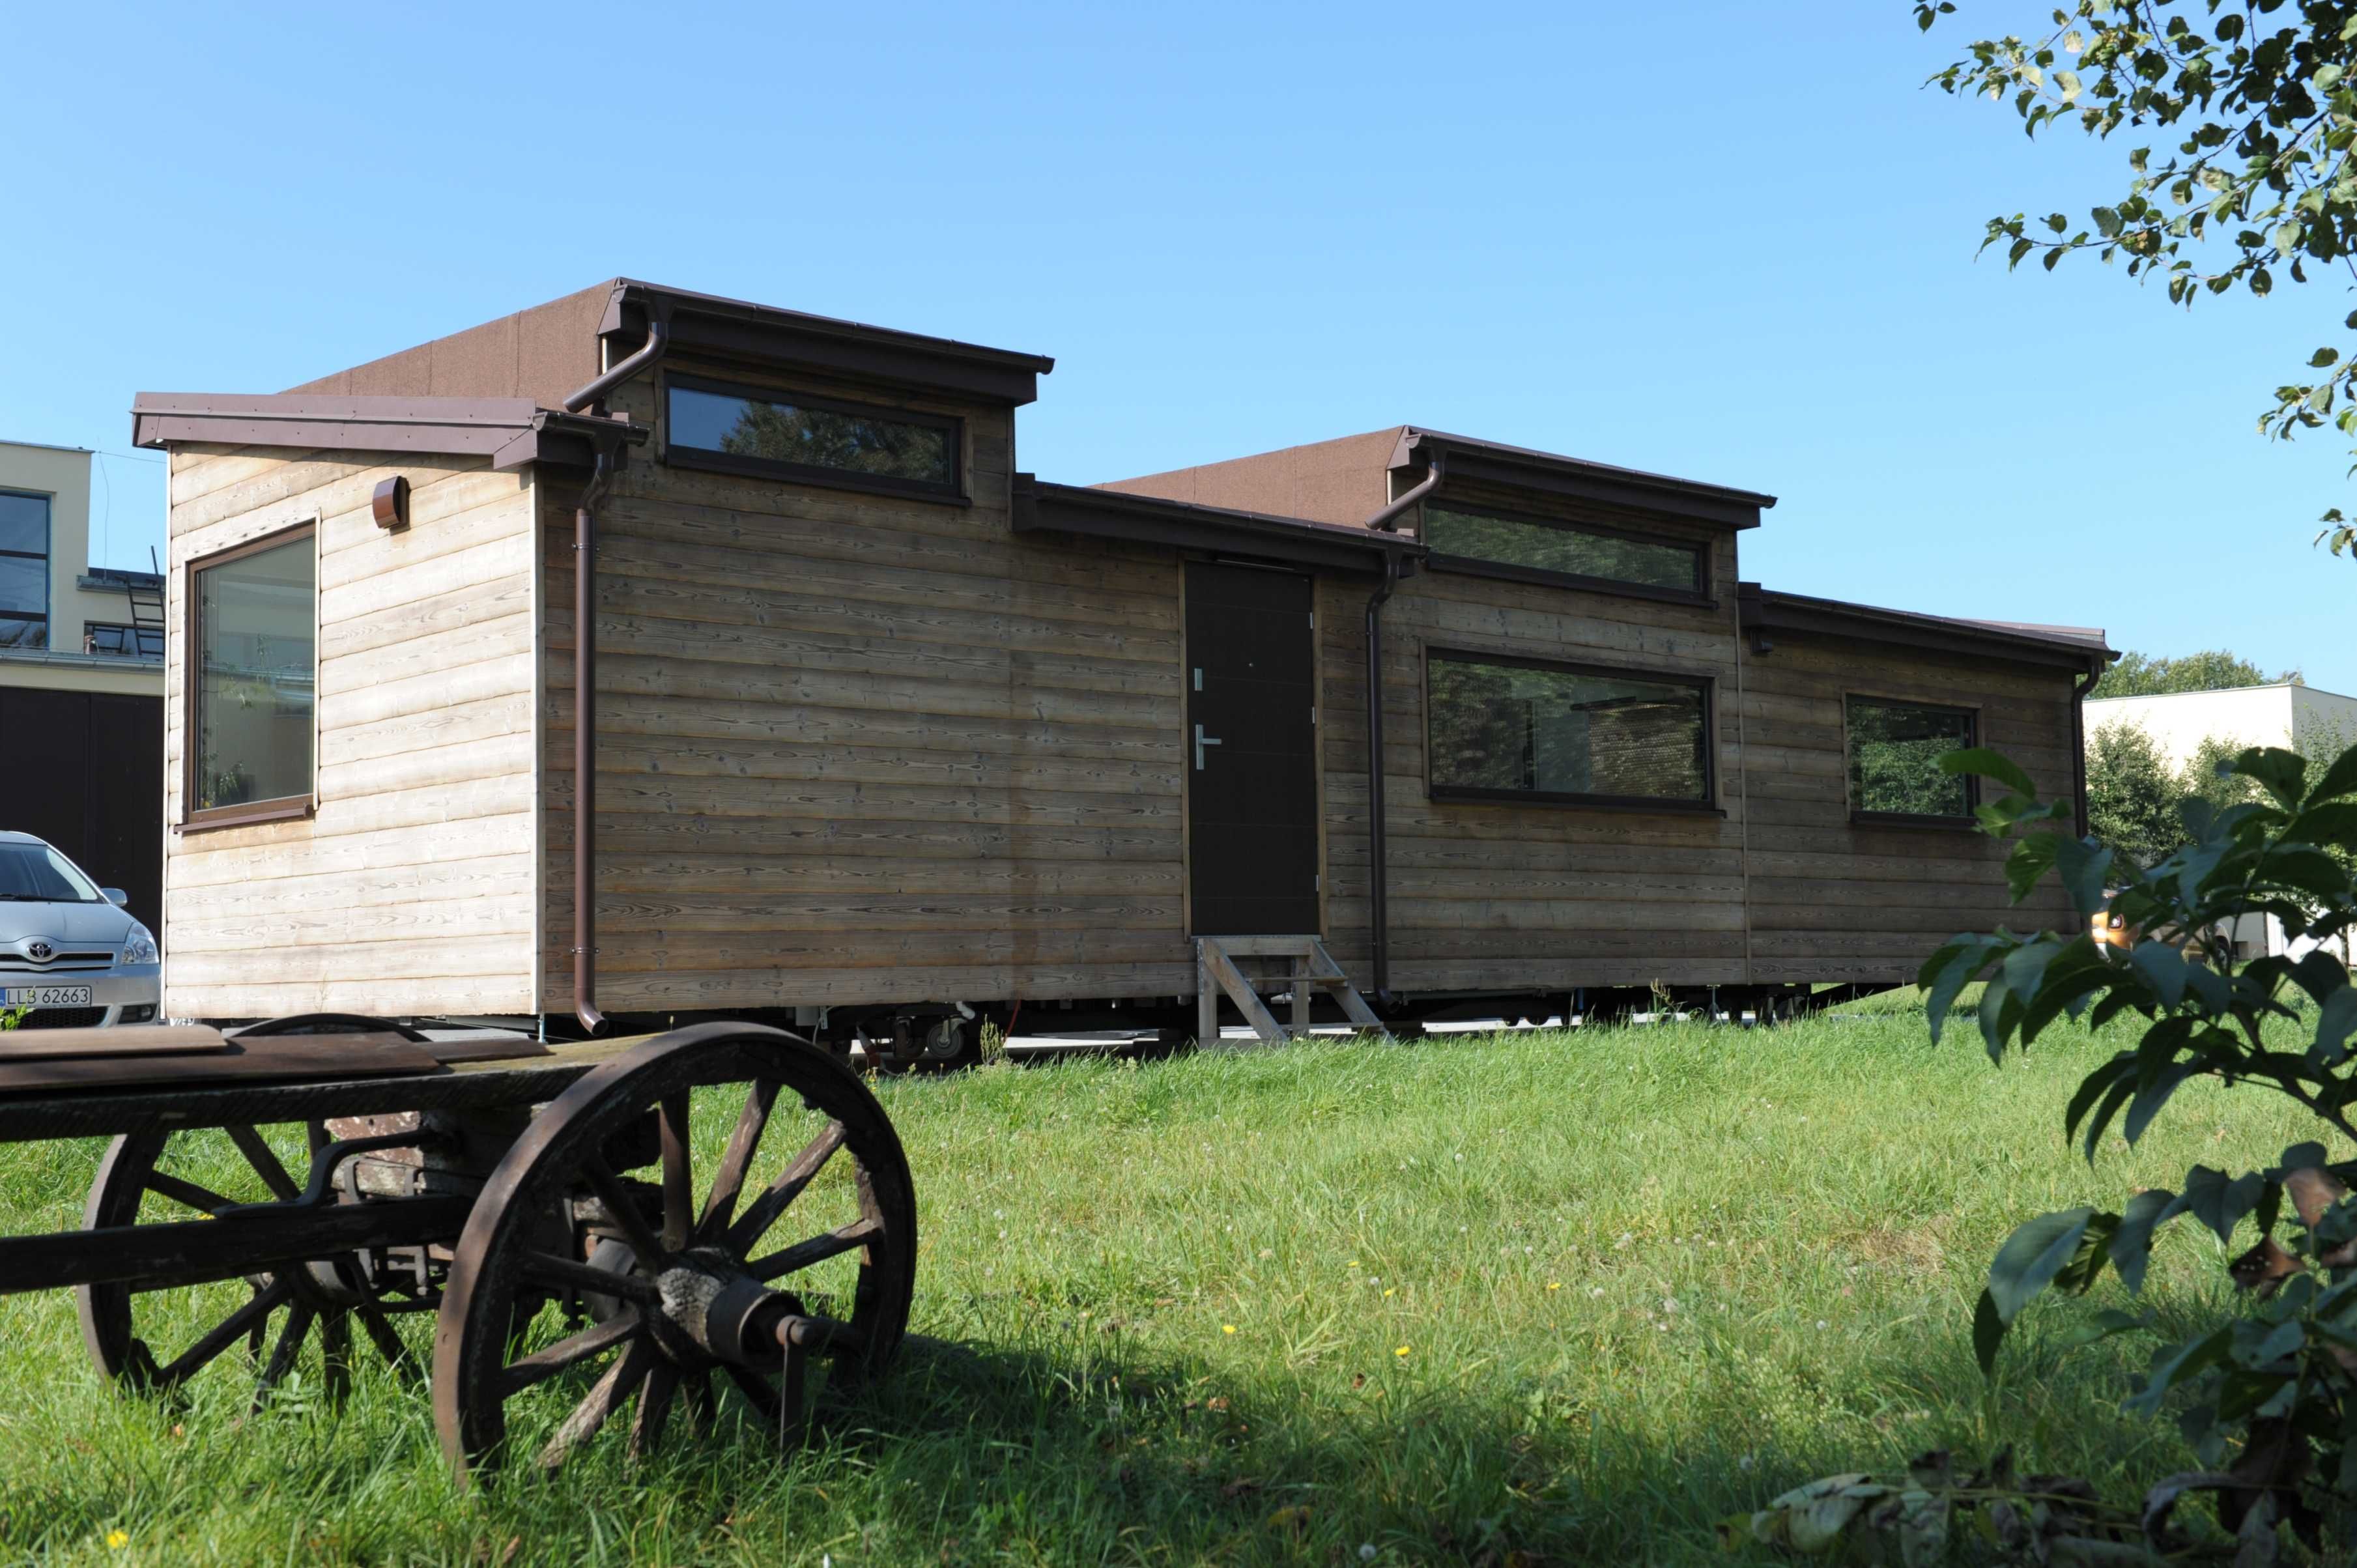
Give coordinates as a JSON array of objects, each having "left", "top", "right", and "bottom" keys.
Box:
[
  {"left": 2085, "top": 679, "right": 2357, "bottom": 965},
  {"left": 0, "top": 439, "right": 164, "bottom": 923},
  {"left": 2084, "top": 681, "right": 2357, "bottom": 769}
]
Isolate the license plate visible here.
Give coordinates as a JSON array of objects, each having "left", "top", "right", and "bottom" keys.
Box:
[{"left": 3, "top": 986, "right": 93, "bottom": 1008}]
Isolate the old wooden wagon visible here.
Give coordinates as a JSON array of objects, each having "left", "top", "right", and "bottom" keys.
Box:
[
  {"left": 0, "top": 1015, "right": 911, "bottom": 1477},
  {"left": 126, "top": 279, "right": 2109, "bottom": 1054}
]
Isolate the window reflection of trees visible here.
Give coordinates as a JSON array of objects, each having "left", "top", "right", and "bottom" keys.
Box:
[
  {"left": 1847, "top": 698, "right": 1974, "bottom": 818},
  {"left": 1429, "top": 657, "right": 1706, "bottom": 801},
  {"left": 1423, "top": 505, "right": 1701, "bottom": 593}
]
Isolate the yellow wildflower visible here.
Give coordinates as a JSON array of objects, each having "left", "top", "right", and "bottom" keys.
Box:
[
  {"left": 1547, "top": 1281, "right": 1562, "bottom": 1291},
  {"left": 1393, "top": 1345, "right": 1410, "bottom": 1357},
  {"left": 106, "top": 1532, "right": 128, "bottom": 1550},
  {"left": 1222, "top": 1324, "right": 1236, "bottom": 1334}
]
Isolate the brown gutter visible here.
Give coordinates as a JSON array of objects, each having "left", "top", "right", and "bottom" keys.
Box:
[
  {"left": 561, "top": 314, "right": 669, "bottom": 1035},
  {"left": 1361, "top": 455, "right": 1443, "bottom": 998}
]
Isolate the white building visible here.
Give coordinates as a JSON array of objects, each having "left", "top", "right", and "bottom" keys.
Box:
[
  {"left": 2085, "top": 681, "right": 2357, "bottom": 770},
  {"left": 2084, "top": 681, "right": 2357, "bottom": 964}
]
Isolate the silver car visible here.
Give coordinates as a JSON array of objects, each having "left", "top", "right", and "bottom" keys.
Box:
[{"left": 0, "top": 832, "right": 160, "bottom": 1029}]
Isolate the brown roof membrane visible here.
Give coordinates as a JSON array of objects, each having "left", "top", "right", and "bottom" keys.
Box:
[
  {"left": 1100, "top": 425, "right": 1775, "bottom": 532},
  {"left": 281, "top": 278, "right": 1054, "bottom": 409}
]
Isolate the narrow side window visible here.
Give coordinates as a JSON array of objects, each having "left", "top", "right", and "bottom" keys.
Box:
[{"left": 187, "top": 525, "right": 316, "bottom": 827}]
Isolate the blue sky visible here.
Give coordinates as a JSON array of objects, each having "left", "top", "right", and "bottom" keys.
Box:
[{"left": 8, "top": 2, "right": 2348, "bottom": 687}]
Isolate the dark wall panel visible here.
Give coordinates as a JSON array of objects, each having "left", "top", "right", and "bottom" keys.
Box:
[{"left": 0, "top": 687, "right": 163, "bottom": 928}]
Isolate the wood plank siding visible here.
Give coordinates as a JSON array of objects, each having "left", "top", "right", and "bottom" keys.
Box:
[
  {"left": 161, "top": 447, "right": 541, "bottom": 1019},
  {"left": 536, "top": 360, "right": 1193, "bottom": 1014},
  {"left": 142, "top": 283, "right": 2098, "bottom": 1026}
]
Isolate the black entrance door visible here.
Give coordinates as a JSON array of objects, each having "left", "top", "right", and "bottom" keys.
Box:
[{"left": 1184, "top": 561, "right": 1319, "bottom": 935}]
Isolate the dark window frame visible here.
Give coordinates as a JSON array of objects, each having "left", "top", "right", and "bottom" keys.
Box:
[
  {"left": 662, "top": 370, "right": 968, "bottom": 505},
  {"left": 1844, "top": 692, "right": 1982, "bottom": 828},
  {"left": 85, "top": 621, "right": 163, "bottom": 659},
  {"left": 0, "top": 487, "right": 51, "bottom": 650},
  {"left": 1423, "top": 645, "right": 1721, "bottom": 814},
  {"left": 181, "top": 521, "right": 318, "bottom": 833},
  {"left": 1421, "top": 498, "right": 1713, "bottom": 606}
]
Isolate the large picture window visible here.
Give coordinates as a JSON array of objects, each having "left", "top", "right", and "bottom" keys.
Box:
[
  {"left": 1422, "top": 502, "right": 1705, "bottom": 598},
  {"left": 1847, "top": 696, "right": 1977, "bottom": 823},
  {"left": 1427, "top": 650, "right": 1711, "bottom": 808},
  {"left": 666, "top": 373, "right": 962, "bottom": 500},
  {"left": 0, "top": 491, "right": 50, "bottom": 649},
  {"left": 188, "top": 526, "right": 316, "bottom": 826}
]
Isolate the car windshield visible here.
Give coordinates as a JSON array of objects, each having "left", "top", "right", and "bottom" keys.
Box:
[{"left": 0, "top": 842, "right": 102, "bottom": 903}]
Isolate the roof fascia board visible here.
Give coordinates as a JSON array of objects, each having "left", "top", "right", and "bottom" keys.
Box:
[
  {"left": 1393, "top": 429, "right": 1772, "bottom": 530},
  {"left": 133, "top": 412, "right": 521, "bottom": 459},
  {"left": 608, "top": 281, "right": 1051, "bottom": 406},
  {"left": 132, "top": 394, "right": 644, "bottom": 471},
  {"left": 1016, "top": 478, "right": 1422, "bottom": 576},
  {"left": 1738, "top": 582, "right": 2113, "bottom": 670}
]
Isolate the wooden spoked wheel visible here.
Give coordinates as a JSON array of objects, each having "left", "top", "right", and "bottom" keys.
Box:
[
  {"left": 76, "top": 1120, "right": 427, "bottom": 1403},
  {"left": 431, "top": 1023, "right": 917, "bottom": 1481}
]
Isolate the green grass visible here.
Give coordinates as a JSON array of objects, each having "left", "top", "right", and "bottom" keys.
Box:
[{"left": 0, "top": 1012, "right": 2330, "bottom": 1566}]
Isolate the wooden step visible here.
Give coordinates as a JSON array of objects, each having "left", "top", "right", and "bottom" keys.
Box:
[{"left": 1194, "top": 936, "right": 1392, "bottom": 1047}]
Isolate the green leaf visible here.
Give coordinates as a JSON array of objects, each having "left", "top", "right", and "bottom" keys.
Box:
[
  {"left": 2051, "top": 835, "right": 2114, "bottom": 917},
  {"left": 2287, "top": 800, "right": 2357, "bottom": 849},
  {"left": 2233, "top": 746, "right": 2309, "bottom": 810},
  {"left": 2246, "top": 1317, "right": 2305, "bottom": 1368},
  {"left": 1941, "top": 747, "right": 2036, "bottom": 799},
  {"left": 2052, "top": 1211, "right": 2123, "bottom": 1295},
  {"left": 2130, "top": 941, "right": 2191, "bottom": 1008},
  {"left": 2093, "top": 204, "right": 2124, "bottom": 236},
  {"left": 1920, "top": 936, "right": 2002, "bottom": 1045},
  {"left": 2065, "top": 1058, "right": 2134, "bottom": 1147},
  {"left": 2123, "top": 1059, "right": 2199, "bottom": 1146},
  {"left": 2079, "top": 1072, "right": 2139, "bottom": 1161},
  {"left": 2005, "top": 834, "right": 2061, "bottom": 902},
  {"left": 1973, "top": 1286, "right": 2007, "bottom": 1376},
  {"left": 2164, "top": 1165, "right": 2265, "bottom": 1246},
  {"left": 2259, "top": 845, "right": 2350, "bottom": 901},
  {"left": 1978, "top": 974, "right": 2016, "bottom": 1064},
  {"left": 2304, "top": 740, "right": 2357, "bottom": 806},
  {"left": 2111, "top": 1187, "right": 2179, "bottom": 1292},
  {"left": 2126, "top": 1326, "right": 2233, "bottom": 1417},
  {"left": 2315, "top": 986, "right": 2357, "bottom": 1066},
  {"left": 2183, "top": 962, "right": 2230, "bottom": 1014},
  {"left": 1987, "top": 1206, "right": 2095, "bottom": 1322}
]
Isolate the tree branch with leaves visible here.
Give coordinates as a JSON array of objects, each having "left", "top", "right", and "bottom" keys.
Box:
[{"left": 1919, "top": 0, "right": 2357, "bottom": 554}]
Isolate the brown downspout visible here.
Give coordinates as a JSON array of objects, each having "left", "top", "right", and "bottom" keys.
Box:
[
  {"left": 2071, "top": 659, "right": 2103, "bottom": 839},
  {"left": 560, "top": 315, "right": 669, "bottom": 1035},
  {"left": 1360, "top": 453, "right": 1444, "bottom": 999}
]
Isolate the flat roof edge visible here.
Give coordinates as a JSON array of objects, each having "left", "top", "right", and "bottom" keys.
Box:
[
  {"left": 1016, "top": 476, "right": 1422, "bottom": 573},
  {"left": 1393, "top": 427, "right": 1774, "bottom": 528},
  {"left": 1739, "top": 582, "right": 2114, "bottom": 668},
  {"left": 130, "top": 393, "right": 642, "bottom": 468}
]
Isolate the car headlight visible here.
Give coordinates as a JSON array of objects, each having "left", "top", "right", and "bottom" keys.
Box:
[{"left": 120, "top": 922, "right": 158, "bottom": 967}]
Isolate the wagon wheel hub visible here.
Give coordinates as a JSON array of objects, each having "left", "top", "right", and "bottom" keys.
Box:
[{"left": 651, "top": 1250, "right": 833, "bottom": 1369}]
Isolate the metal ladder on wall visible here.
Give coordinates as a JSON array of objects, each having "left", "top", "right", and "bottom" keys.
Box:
[
  {"left": 1193, "top": 935, "right": 1392, "bottom": 1048},
  {"left": 123, "top": 578, "right": 165, "bottom": 657}
]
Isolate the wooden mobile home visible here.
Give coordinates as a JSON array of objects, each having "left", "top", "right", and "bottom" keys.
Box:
[{"left": 132, "top": 279, "right": 2106, "bottom": 1053}]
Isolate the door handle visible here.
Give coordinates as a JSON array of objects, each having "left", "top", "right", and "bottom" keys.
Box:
[{"left": 1194, "top": 724, "right": 1222, "bottom": 771}]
